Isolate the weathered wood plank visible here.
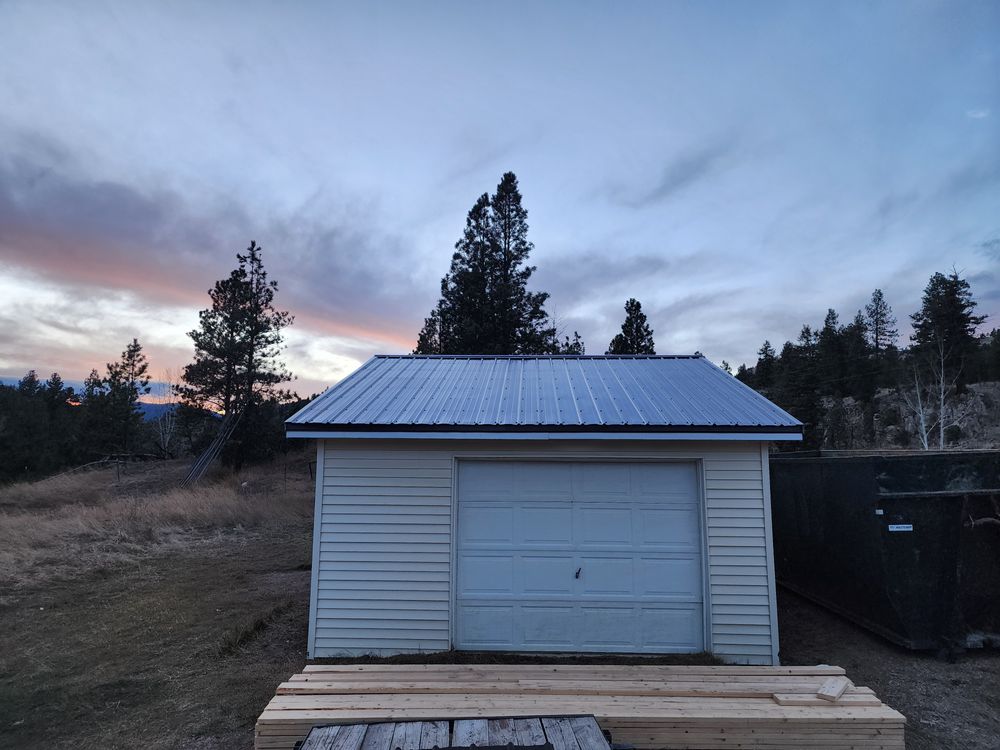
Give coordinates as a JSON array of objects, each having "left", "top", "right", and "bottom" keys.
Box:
[
  {"left": 453, "top": 719, "right": 488, "bottom": 746},
  {"left": 330, "top": 724, "right": 368, "bottom": 750},
  {"left": 419, "top": 720, "right": 449, "bottom": 748},
  {"left": 513, "top": 718, "right": 546, "bottom": 746},
  {"left": 359, "top": 722, "right": 395, "bottom": 750},
  {"left": 300, "top": 725, "right": 340, "bottom": 750},
  {"left": 568, "top": 717, "right": 610, "bottom": 750},
  {"left": 541, "top": 717, "right": 581, "bottom": 750},
  {"left": 390, "top": 722, "right": 424, "bottom": 750},
  {"left": 487, "top": 717, "right": 515, "bottom": 745}
]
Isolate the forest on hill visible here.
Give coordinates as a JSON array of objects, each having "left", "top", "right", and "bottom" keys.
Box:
[{"left": 735, "top": 274, "right": 999, "bottom": 450}]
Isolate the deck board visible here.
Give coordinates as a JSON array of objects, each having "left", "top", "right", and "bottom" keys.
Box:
[{"left": 255, "top": 665, "right": 905, "bottom": 750}]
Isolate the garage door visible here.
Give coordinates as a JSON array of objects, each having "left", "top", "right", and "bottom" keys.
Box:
[{"left": 456, "top": 460, "right": 704, "bottom": 653}]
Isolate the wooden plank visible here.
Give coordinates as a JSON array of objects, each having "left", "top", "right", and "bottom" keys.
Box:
[
  {"left": 419, "top": 720, "right": 449, "bottom": 748},
  {"left": 255, "top": 664, "right": 905, "bottom": 750},
  {"left": 773, "top": 693, "right": 882, "bottom": 707},
  {"left": 301, "top": 725, "right": 340, "bottom": 750},
  {"left": 817, "top": 677, "right": 851, "bottom": 702},
  {"left": 331, "top": 724, "right": 368, "bottom": 750},
  {"left": 568, "top": 717, "right": 610, "bottom": 750},
  {"left": 453, "top": 719, "right": 488, "bottom": 746},
  {"left": 487, "top": 718, "right": 516, "bottom": 746},
  {"left": 277, "top": 679, "right": 852, "bottom": 697},
  {"left": 541, "top": 717, "right": 581, "bottom": 750},
  {"left": 513, "top": 718, "right": 546, "bottom": 746},
  {"left": 390, "top": 722, "right": 424, "bottom": 750},
  {"left": 360, "top": 723, "right": 395, "bottom": 750},
  {"left": 302, "top": 664, "right": 845, "bottom": 679}
]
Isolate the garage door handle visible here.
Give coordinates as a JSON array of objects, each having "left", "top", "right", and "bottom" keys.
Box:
[{"left": 575, "top": 567, "right": 582, "bottom": 579}]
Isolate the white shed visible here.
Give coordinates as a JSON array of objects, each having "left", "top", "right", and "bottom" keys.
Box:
[{"left": 286, "top": 355, "right": 802, "bottom": 665}]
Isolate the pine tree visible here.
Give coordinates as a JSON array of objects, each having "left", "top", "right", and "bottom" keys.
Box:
[
  {"left": 754, "top": 341, "right": 777, "bottom": 388},
  {"left": 80, "top": 368, "right": 113, "bottom": 456},
  {"left": 817, "top": 309, "right": 845, "bottom": 394},
  {"left": 17, "top": 370, "right": 40, "bottom": 396},
  {"left": 179, "top": 241, "right": 294, "bottom": 414},
  {"left": 864, "top": 289, "right": 898, "bottom": 357},
  {"left": 415, "top": 173, "right": 561, "bottom": 354},
  {"left": 606, "top": 299, "right": 655, "bottom": 354},
  {"left": 105, "top": 338, "right": 151, "bottom": 454},
  {"left": 910, "top": 270, "right": 987, "bottom": 377},
  {"left": 557, "top": 331, "right": 585, "bottom": 354}
]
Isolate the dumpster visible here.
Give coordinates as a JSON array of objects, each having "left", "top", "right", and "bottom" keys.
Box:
[{"left": 769, "top": 450, "right": 1000, "bottom": 650}]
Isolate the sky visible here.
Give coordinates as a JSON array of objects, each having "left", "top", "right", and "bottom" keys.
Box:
[{"left": 1, "top": 1, "right": 998, "bottom": 398}]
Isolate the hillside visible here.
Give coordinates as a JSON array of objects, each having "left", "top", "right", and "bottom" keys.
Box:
[{"left": 789, "top": 381, "right": 1000, "bottom": 451}]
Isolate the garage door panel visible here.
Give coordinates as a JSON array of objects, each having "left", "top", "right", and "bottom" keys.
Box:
[
  {"left": 580, "top": 607, "right": 638, "bottom": 649},
  {"left": 521, "top": 506, "right": 573, "bottom": 544},
  {"left": 521, "top": 606, "right": 577, "bottom": 647},
  {"left": 459, "top": 462, "right": 515, "bottom": 498},
  {"left": 578, "top": 556, "right": 635, "bottom": 595},
  {"left": 458, "top": 605, "right": 514, "bottom": 647},
  {"left": 515, "top": 462, "right": 572, "bottom": 497},
  {"left": 633, "top": 462, "right": 699, "bottom": 495},
  {"left": 577, "top": 463, "right": 631, "bottom": 495},
  {"left": 638, "top": 507, "right": 701, "bottom": 549},
  {"left": 457, "top": 554, "right": 513, "bottom": 594},
  {"left": 639, "top": 557, "right": 703, "bottom": 597},
  {"left": 457, "top": 460, "right": 703, "bottom": 654},
  {"left": 640, "top": 606, "right": 704, "bottom": 649},
  {"left": 459, "top": 506, "right": 513, "bottom": 544},
  {"left": 522, "top": 555, "right": 574, "bottom": 595},
  {"left": 578, "top": 506, "right": 634, "bottom": 545}
]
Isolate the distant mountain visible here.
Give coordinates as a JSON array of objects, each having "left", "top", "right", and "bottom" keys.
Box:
[{"left": 138, "top": 402, "right": 176, "bottom": 421}]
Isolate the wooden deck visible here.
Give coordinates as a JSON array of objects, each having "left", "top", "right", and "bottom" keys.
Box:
[
  {"left": 254, "top": 664, "right": 906, "bottom": 750},
  {"left": 300, "top": 716, "right": 610, "bottom": 750}
]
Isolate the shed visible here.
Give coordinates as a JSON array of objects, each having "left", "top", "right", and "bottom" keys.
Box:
[{"left": 286, "top": 354, "right": 802, "bottom": 664}]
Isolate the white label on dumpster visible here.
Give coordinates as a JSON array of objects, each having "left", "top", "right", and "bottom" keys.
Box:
[{"left": 888, "top": 524, "right": 913, "bottom": 532}]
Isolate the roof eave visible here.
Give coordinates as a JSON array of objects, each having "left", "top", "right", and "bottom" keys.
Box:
[{"left": 285, "top": 424, "right": 803, "bottom": 441}]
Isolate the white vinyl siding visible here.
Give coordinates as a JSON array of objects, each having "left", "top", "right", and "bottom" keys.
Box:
[{"left": 311, "top": 439, "right": 777, "bottom": 665}]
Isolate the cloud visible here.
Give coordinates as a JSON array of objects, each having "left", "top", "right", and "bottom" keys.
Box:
[
  {"left": 966, "top": 108, "right": 991, "bottom": 119},
  {"left": 0, "top": 132, "right": 430, "bottom": 357},
  {"left": 603, "top": 140, "right": 735, "bottom": 208},
  {"left": 980, "top": 237, "right": 1000, "bottom": 262}
]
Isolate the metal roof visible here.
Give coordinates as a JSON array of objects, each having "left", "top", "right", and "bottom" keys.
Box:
[{"left": 287, "top": 355, "right": 802, "bottom": 436}]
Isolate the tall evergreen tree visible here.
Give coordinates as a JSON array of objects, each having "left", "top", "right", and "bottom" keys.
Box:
[
  {"left": 910, "top": 270, "right": 987, "bottom": 379},
  {"left": 817, "top": 309, "right": 844, "bottom": 394},
  {"left": 754, "top": 341, "right": 777, "bottom": 388},
  {"left": 105, "top": 338, "right": 151, "bottom": 454},
  {"left": 415, "top": 173, "right": 565, "bottom": 354},
  {"left": 864, "top": 288, "right": 898, "bottom": 357},
  {"left": 179, "top": 241, "right": 294, "bottom": 414},
  {"left": 606, "top": 298, "right": 655, "bottom": 354},
  {"left": 17, "top": 370, "right": 41, "bottom": 396}
]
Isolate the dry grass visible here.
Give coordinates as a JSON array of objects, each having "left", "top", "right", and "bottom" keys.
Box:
[
  {"left": 0, "top": 470, "right": 112, "bottom": 509},
  {"left": 0, "top": 457, "right": 314, "bottom": 590}
]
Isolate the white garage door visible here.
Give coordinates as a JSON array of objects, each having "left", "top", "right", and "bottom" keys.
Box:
[{"left": 456, "top": 460, "right": 704, "bottom": 653}]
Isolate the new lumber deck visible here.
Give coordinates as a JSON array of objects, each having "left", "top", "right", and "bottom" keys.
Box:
[{"left": 254, "top": 664, "right": 906, "bottom": 750}]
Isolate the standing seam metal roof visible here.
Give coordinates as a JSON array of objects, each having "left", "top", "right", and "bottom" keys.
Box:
[{"left": 287, "top": 355, "right": 802, "bottom": 434}]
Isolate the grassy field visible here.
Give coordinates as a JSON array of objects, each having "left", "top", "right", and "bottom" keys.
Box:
[{"left": 1, "top": 458, "right": 998, "bottom": 749}]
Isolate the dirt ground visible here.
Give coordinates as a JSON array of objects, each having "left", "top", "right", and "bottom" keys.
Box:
[
  {"left": 1, "top": 461, "right": 998, "bottom": 748},
  {"left": 779, "top": 589, "right": 1000, "bottom": 750}
]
